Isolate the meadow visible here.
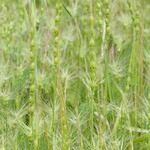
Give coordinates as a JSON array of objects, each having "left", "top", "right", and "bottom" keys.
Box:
[{"left": 0, "top": 0, "right": 150, "bottom": 149}]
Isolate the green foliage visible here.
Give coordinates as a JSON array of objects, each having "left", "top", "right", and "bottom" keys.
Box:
[{"left": 0, "top": 0, "right": 149, "bottom": 149}]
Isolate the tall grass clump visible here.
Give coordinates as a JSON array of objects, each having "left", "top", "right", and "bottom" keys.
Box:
[{"left": 0, "top": 0, "right": 149, "bottom": 149}]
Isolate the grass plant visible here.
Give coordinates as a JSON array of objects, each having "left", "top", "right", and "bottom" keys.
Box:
[{"left": 0, "top": 0, "right": 149, "bottom": 149}]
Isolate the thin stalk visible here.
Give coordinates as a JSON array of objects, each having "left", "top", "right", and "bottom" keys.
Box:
[{"left": 53, "top": 2, "right": 69, "bottom": 149}]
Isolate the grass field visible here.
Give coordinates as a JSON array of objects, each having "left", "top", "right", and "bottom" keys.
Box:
[{"left": 0, "top": 0, "right": 150, "bottom": 149}]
